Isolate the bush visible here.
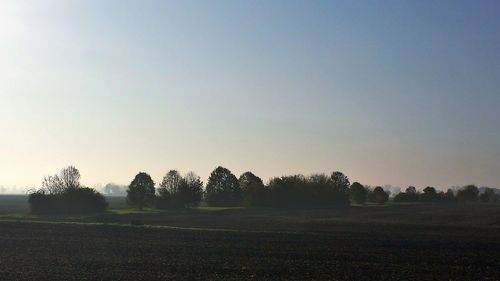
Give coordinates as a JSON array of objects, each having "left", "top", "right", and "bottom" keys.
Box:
[
  {"left": 28, "top": 166, "right": 108, "bottom": 215},
  {"left": 28, "top": 187, "right": 108, "bottom": 215}
]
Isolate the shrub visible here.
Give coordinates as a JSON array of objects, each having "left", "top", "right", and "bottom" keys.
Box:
[
  {"left": 28, "top": 166, "right": 108, "bottom": 215},
  {"left": 28, "top": 187, "right": 108, "bottom": 214}
]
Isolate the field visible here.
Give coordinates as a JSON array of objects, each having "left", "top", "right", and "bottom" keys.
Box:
[{"left": 0, "top": 195, "right": 500, "bottom": 280}]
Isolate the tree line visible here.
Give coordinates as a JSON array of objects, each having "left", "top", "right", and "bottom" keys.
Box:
[
  {"left": 392, "top": 185, "right": 499, "bottom": 203},
  {"left": 28, "top": 166, "right": 499, "bottom": 214},
  {"left": 125, "top": 166, "right": 499, "bottom": 209}
]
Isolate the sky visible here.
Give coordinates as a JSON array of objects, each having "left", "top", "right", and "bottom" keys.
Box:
[{"left": 1, "top": 0, "right": 499, "bottom": 192}]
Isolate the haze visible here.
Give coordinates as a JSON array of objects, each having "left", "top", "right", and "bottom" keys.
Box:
[{"left": 1, "top": 0, "right": 499, "bottom": 191}]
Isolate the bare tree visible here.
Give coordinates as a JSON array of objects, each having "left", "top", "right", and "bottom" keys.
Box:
[
  {"left": 41, "top": 166, "right": 81, "bottom": 194},
  {"left": 60, "top": 166, "right": 81, "bottom": 189}
]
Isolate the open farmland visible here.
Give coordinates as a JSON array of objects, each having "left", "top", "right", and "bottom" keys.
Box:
[{"left": 1, "top": 206, "right": 500, "bottom": 280}]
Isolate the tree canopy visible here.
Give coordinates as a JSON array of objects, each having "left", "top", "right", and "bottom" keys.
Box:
[
  {"left": 369, "top": 186, "right": 389, "bottom": 204},
  {"left": 349, "top": 182, "right": 368, "bottom": 204},
  {"left": 456, "top": 185, "right": 479, "bottom": 203},
  {"left": 239, "top": 171, "right": 267, "bottom": 206},
  {"left": 157, "top": 170, "right": 204, "bottom": 208},
  {"left": 205, "top": 166, "right": 241, "bottom": 206},
  {"left": 126, "top": 172, "right": 155, "bottom": 209}
]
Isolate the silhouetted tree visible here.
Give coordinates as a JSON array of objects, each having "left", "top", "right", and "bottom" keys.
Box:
[
  {"left": 330, "top": 171, "right": 350, "bottom": 206},
  {"left": 406, "top": 186, "right": 417, "bottom": 194},
  {"left": 156, "top": 170, "right": 182, "bottom": 208},
  {"left": 393, "top": 186, "right": 420, "bottom": 202},
  {"left": 156, "top": 171, "right": 203, "bottom": 209},
  {"left": 308, "top": 173, "right": 351, "bottom": 207},
  {"left": 444, "top": 188, "right": 457, "bottom": 202},
  {"left": 239, "top": 171, "right": 268, "bottom": 206},
  {"left": 421, "top": 186, "right": 438, "bottom": 202},
  {"left": 370, "top": 186, "right": 389, "bottom": 204},
  {"left": 349, "top": 182, "right": 367, "bottom": 204},
  {"left": 479, "top": 188, "right": 499, "bottom": 203},
  {"left": 127, "top": 172, "right": 155, "bottom": 209},
  {"left": 267, "top": 175, "right": 306, "bottom": 208},
  {"left": 42, "top": 166, "right": 81, "bottom": 194},
  {"left": 59, "top": 166, "right": 81, "bottom": 189},
  {"left": 331, "top": 171, "right": 350, "bottom": 193},
  {"left": 266, "top": 173, "right": 350, "bottom": 208},
  {"left": 205, "top": 166, "right": 241, "bottom": 206},
  {"left": 456, "top": 185, "right": 479, "bottom": 203},
  {"left": 158, "top": 170, "right": 183, "bottom": 197},
  {"left": 177, "top": 171, "right": 204, "bottom": 208}
]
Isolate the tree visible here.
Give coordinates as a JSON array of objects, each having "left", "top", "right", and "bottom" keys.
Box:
[
  {"left": 421, "top": 186, "right": 438, "bottom": 202},
  {"left": 330, "top": 171, "right": 350, "bottom": 206},
  {"left": 349, "top": 182, "right": 367, "bottom": 204},
  {"left": 156, "top": 171, "right": 204, "bottom": 209},
  {"left": 406, "top": 186, "right": 417, "bottom": 194},
  {"left": 42, "top": 166, "right": 81, "bottom": 194},
  {"left": 177, "top": 172, "right": 204, "bottom": 208},
  {"left": 444, "top": 188, "right": 456, "bottom": 202},
  {"left": 456, "top": 185, "right": 479, "bottom": 203},
  {"left": 370, "top": 186, "right": 389, "bottom": 204},
  {"left": 331, "top": 171, "right": 350, "bottom": 193},
  {"left": 205, "top": 166, "right": 241, "bottom": 206},
  {"left": 157, "top": 170, "right": 183, "bottom": 201},
  {"left": 267, "top": 175, "right": 306, "bottom": 208},
  {"left": 239, "top": 172, "right": 267, "bottom": 206},
  {"left": 127, "top": 172, "right": 155, "bottom": 209},
  {"left": 59, "top": 166, "right": 81, "bottom": 189},
  {"left": 479, "top": 188, "right": 499, "bottom": 203},
  {"left": 266, "top": 173, "right": 350, "bottom": 208},
  {"left": 393, "top": 186, "right": 420, "bottom": 202},
  {"left": 308, "top": 174, "right": 335, "bottom": 207}
]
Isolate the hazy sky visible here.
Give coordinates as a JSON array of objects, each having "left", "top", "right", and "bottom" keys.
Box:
[{"left": 1, "top": 0, "right": 499, "bottom": 191}]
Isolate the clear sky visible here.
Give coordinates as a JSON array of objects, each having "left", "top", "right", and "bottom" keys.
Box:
[{"left": 1, "top": 0, "right": 499, "bottom": 192}]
